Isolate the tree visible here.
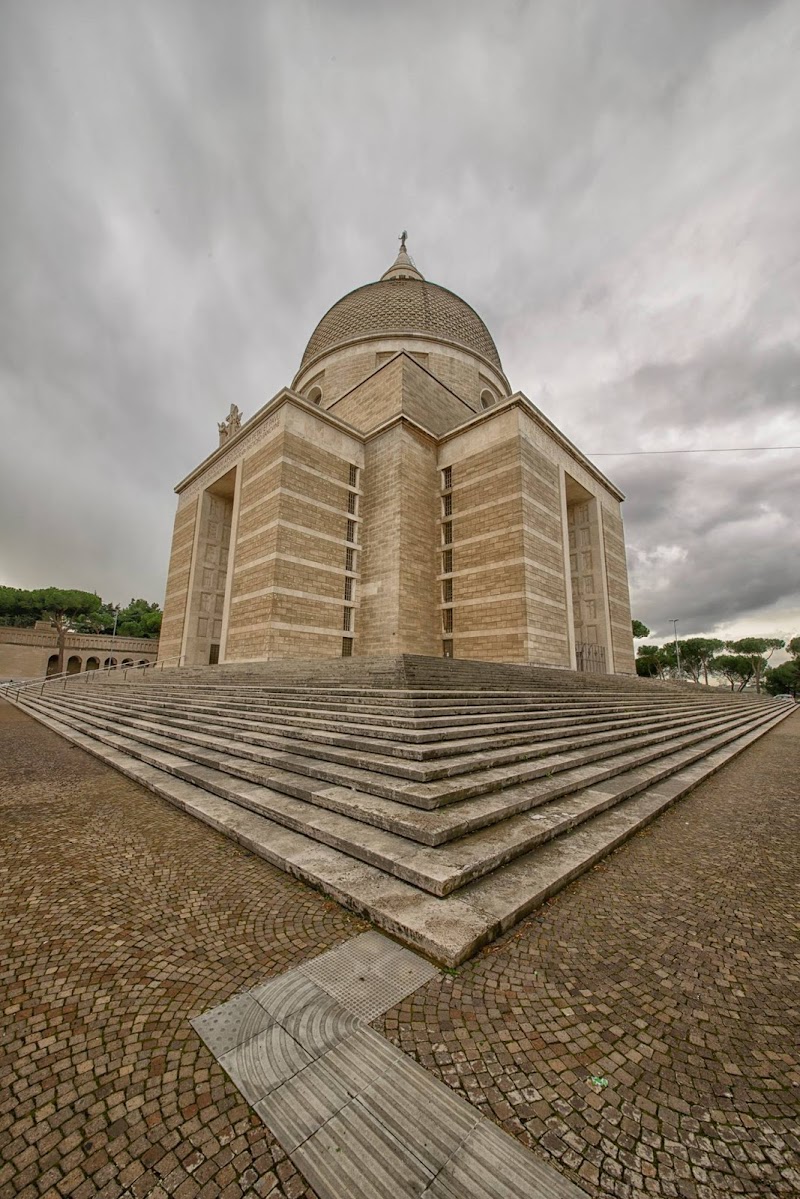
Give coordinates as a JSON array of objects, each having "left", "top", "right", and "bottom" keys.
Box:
[
  {"left": 115, "top": 599, "right": 162, "bottom": 639},
  {"left": 787, "top": 635, "right": 800, "bottom": 660},
  {"left": 636, "top": 644, "right": 668, "bottom": 678},
  {"left": 632, "top": 619, "right": 651, "bottom": 639},
  {"left": 764, "top": 661, "right": 800, "bottom": 699},
  {"left": 713, "top": 654, "right": 756, "bottom": 692},
  {"left": 680, "top": 637, "right": 725, "bottom": 686},
  {"left": 32, "top": 588, "right": 104, "bottom": 674},
  {"left": 725, "top": 637, "right": 785, "bottom": 694}
]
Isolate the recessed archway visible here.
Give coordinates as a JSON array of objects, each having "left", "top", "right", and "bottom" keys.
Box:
[
  {"left": 66, "top": 656, "right": 82, "bottom": 675},
  {"left": 85, "top": 657, "right": 100, "bottom": 671},
  {"left": 46, "top": 655, "right": 59, "bottom": 676}
]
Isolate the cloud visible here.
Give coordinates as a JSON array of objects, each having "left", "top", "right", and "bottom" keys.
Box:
[{"left": 0, "top": 0, "right": 797, "bottom": 640}]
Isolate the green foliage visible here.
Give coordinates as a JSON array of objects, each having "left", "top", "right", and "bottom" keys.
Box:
[
  {"left": 0, "top": 586, "right": 103, "bottom": 626},
  {"left": 764, "top": 660, "right": 800, "bottom": 698},
  {"left": 786, "top": 635, "right": 800, "bottom": 660},
  {"left": 635, "top": 644, "right": 667, "bottom": 678},
  {"left": 678, "top": 637, "right": 725, "bottom": 685},
  {"left": 0, "top": 586, "right": 162, "bottom": 672},
  {"left": 713, "top": 654, "right": 756, "bottom": 691},
  {"left": 115, "top": 598, "right": 162, "bottom": 639},
  {"left": 631, "top": 619, "right": 651, "bottom": 639},
  {"left": 725, "top": 637, "right": 784, "bottom": 692}
]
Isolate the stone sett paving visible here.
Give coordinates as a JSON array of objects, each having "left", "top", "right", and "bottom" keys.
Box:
[
  {"left": 0, "top": 701, "right": 366, "bottom": 1199},
  {"left": 2, "top": 700, "right": 799, "bottom": 1199},
  {"left": 377, "top": 710, "right": 800, "bottom": 1199}
]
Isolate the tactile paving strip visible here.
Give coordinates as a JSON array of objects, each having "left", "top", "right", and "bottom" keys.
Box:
[
  {"left": 297, "top": 930, "right": 440, "bottom": 1021},
  {"left": 190, "top": 930, "right": 588, "bottom": 1198}
]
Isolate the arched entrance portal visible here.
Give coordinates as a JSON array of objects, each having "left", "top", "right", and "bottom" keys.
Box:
[
  {"left": 85, "top": 657, "right": 100, "bottom": 671},
  {"left": 66, "top": 656, "right": 82, "bottom": 674},
  {"left": 46, "top": 655, "right": 59, "bottom": 676}
]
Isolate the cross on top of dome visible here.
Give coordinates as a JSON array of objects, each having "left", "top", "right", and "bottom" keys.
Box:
[{"left": 381, "top": 232, "right": 424, "bottom": 282}]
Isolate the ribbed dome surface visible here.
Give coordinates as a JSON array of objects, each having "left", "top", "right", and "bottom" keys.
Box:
[{"left": 300, "top": 277, "right": 502, "bottom": 371}]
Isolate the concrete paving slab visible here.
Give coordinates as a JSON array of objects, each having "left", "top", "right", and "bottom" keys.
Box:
[
  {"left": 189, "top": 991, "right": 275, "bottom": 1058},
  {"left": 251, "top": 971, "right": 329, "bottom": 1021},
  {"left": 356, "top": 1054, "right": 480, "bottom": 1175},
  {"left": 254, "top": 1056, "right": 354, "bottom": 1152},
  {"left": 298, "top": 930, "right": 439, "bottom": 1020},
  {"left": 282, "top": 994, "right": 364, "bottom": 1056},
  {"left": 217, "top": 1023, "right": 313, "bottom": 1105},
  {"left": 422, "top": 1117, "right": 587, "bottom": 1198},
  {"left": 292, "top": 1097, "right": 436, "bottom": 1198}
]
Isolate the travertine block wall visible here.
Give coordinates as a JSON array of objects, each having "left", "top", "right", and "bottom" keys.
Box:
[
  {"left": 294, "top": 340, "right": 508, "bottom": 413},
  {"left": 329, "top": 355, "right": 474, "bottom": 437},
  {"left": 519, "top": 441, "right": 571, "bottom": 668},
  {"left": 357, "top": 423, "right": 439, "bottom": 656},
  {"left": 440, "top": 432, "right": 531, "bottom": 664},
  {"left": 160, "top": 384, "right": 635, "bottom": 672},
  {"left": 222, "top": 415, "right": 362, "bottom": 662},
  {"left": 357, "top": 425, "right": 403, "bottom": 654},
  {"left": 159, "top": 496, "right": 198, "bottom": 662},
  {"left": 182, "top": 490, "right": 232, "bottom": 666},
  {"left": 568, "top": 499, "right": 608, "bottom": 657},
  {"left": 602, "top": 507, "right": 636, "bottom": 673}
]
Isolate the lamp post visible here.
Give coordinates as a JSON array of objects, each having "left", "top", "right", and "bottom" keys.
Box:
[
  {"left": 671, "top": 619, "right": 681, "bottom": 678},
  {"left": 110, "top": 609, "right": 118, "bottom": 668}
]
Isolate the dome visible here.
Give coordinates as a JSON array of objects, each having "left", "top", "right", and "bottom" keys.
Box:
[{"left": 298, "top": 240, "right": 503, "bottom": 373}]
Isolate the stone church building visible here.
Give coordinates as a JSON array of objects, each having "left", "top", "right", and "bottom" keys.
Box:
[{"left": 158, "top": 240, "right": 635, "bottom": 674}]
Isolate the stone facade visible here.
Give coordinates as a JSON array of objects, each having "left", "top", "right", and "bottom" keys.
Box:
[
  {"left": 160, "top": 244, "right": 635, "bottom": 673},
  {"left": 0, "top": 625, "right": 159, "bottom": 680}
]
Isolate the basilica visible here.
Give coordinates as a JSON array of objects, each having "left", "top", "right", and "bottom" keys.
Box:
[{"left": 158, "top": 239, "right": 635, "bottom": 674}]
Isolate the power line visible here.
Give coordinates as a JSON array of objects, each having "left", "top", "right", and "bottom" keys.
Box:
[{"left": 589, "top": 445, "right": 800, "bottom": 456}]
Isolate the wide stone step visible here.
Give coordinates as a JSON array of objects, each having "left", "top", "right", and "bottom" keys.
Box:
[
  {"left": 64, "top": 689, "right": 737, "bottom": 741},
  {"left": 20, "top": 697, "right": 779, "bottom": 895},
  {"left": 37, "top": 686, "right": 771, "bottom": 762},
  {"left": 33, "top": 688, "right": 778, "bottom": 794},
  {"left": 16, "top": 697, "right": 792, "bottom": 965},
  {"left": 107, "top": 680, "right": 751, "bottom": 711},
  {"left": 29, "top": 693, "right": 770, "bottom": 832},
  {"left": 94, "top": 688, "right": 742, "bottom": 731}
]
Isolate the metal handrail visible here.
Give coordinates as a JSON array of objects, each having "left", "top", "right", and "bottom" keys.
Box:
[{"left": 0, "top": 654, "right": 185, "bottom": 703}]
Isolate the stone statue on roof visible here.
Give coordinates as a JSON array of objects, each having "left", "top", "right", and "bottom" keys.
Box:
[{"left": 218, "top": 403, "right": 242, "bottom": 446}]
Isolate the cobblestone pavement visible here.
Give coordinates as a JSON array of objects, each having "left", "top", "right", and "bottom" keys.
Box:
[
  {"left": 0, "top": 702, "right": 365, "bottom": 1199},
  {"left": 378, "top": 710, "right": 800, "bottom": 1198},
  {"left": 2, "top": 701, "right": 798, "bottom": 1199}
]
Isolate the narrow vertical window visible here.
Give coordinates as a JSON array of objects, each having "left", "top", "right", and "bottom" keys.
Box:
[
  {"left": 346, "top": 520, "right": 356, "bottom": 543},
  {"left": 442, "top": 466, "right": 452, "bottom": 490}
]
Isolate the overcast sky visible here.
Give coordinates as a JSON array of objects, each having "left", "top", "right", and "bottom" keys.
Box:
[{"left": 1, "top": 0, "right": 798, "bottom": 644}]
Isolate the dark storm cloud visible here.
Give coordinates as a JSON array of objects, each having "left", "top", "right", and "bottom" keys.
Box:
[{"left": 0, "top": 0, "right": 798, "bottom": 637}]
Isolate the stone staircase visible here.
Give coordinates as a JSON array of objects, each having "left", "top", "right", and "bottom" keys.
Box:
[{"left": 11, "top": 659, "right": 792, "bottom": 965}]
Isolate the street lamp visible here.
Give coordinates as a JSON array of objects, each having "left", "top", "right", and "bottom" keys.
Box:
[{"left": 671, "top": 619, "right": 681, "bottom": 678}]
